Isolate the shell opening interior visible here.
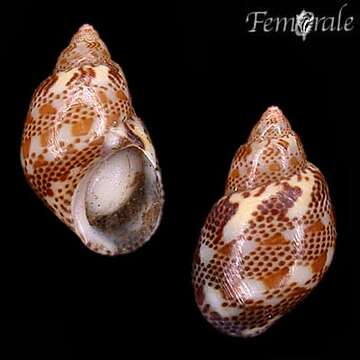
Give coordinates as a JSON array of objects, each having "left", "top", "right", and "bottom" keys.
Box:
[
  {"left": 73, "top": 147, "right": 162, "bottom": 255},
  {"left": 85, "top": 148, "right": 144, "bottom": 223}
]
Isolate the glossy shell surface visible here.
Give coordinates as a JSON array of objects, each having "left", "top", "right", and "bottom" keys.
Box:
[
  {"left": 193, "top": 106, "right": 336, "bottom": 337},
  {"left": 20, "top": 25, "right": 164, "bottom": 255}
]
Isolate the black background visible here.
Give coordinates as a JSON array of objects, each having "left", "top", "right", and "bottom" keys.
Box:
[{"left": 6, "top": 1, "right": 355, "bottom": 359}]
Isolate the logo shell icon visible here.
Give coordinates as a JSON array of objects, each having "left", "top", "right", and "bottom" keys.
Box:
[{"left": 295, "top": 10, "right": 315, "bottom": 41}]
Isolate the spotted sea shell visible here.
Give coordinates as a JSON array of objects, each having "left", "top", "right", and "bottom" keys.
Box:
[
  {"left": 20, "top": 24, "right": 164, "bottom": 255},
  {"left": 192, "top": 106, "right": 336, "bottom": 337}
]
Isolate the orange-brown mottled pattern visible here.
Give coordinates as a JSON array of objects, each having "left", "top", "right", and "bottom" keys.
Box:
[
  {"left": 225, "top": 109, "right": 306, "bottom": 195},
  {"left": 20, "top": 25, "right": 150, "bottom": 233},
  {"left": 55, "top": 24, "right": 112, "bottom": 72},
  {"left": 193, "top": 107, "right": 336, "bottom": 337}
]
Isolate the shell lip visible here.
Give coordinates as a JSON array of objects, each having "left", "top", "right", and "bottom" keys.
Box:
[{"left": 71, "top": 144, "right": 164, "bottom": 256}]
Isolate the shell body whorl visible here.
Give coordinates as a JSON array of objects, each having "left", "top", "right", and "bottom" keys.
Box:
[
  {"left": 192, "top": 106, "right": 336, "bottom": 337},
  {"left": 20, "top": 25, "right": 164, "bottom": 255}
]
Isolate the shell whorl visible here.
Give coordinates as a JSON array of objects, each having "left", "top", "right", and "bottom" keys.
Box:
[
  {"left": 193, "top": 106, "right": 336, "bottom": 337},
  {"left": 20, "top": 24, "right": 163, "bottom": 255},
  {"left": 225, "top": 106, "right": 306, "bottom": 194},
  {"left": 55, "top": 24, "right": 112, "bottom": 72}
]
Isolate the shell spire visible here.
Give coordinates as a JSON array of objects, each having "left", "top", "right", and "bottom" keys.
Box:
[
  {"left": 225, "top": 106, "right": 307, "bottom": 194},
  {"left": 55, "top": 24, "right": 112, "bottom": 72},
  {"left": 249, "top": 106, "right": 292, "bottom": 141}
]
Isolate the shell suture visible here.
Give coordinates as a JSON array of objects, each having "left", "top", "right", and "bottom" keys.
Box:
[{"left": 192, "top": 106, "right": 336, "bottom": 337}]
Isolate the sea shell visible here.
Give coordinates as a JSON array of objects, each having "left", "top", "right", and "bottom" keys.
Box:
[
  {"left": 20, "top": 24, "right": 164, "bottom": 255},
  {"left": 192, "top": 106, "right": 336, "bottom": 337}
]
